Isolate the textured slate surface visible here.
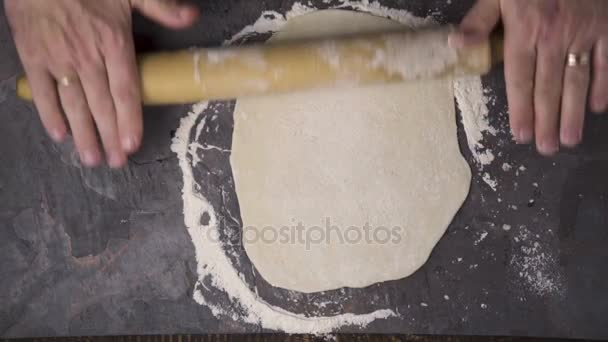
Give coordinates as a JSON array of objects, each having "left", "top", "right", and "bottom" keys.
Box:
[{"left": 1, "top": 0, "right": 607, "bottom": 339}]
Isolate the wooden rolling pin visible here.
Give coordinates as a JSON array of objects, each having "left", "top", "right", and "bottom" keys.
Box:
[{"left": 17, "top": 28, "right": 503, "bottom": 105}]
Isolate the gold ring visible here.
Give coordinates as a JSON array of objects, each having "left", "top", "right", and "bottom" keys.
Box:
[
  {"left": 567, "top": 52, "right": 590, "bottom": 67},
  {"left": 58, "top": 75, "right": 78, "bottom": 87}
]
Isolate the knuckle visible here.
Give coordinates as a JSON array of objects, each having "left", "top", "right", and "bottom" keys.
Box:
[
  {"left": 114, "top": 85, "right": 138, "bottom": 105},
  {"left": 72, "top": 44, "right": 102, "bottom": 70},
  {"left": 508, "top": 109, "right": 531, "bottom": 128},
  {"left": 98, "top": 23, "right": 129, "bottom": 49},
  {"left": 76, "top": 53, "right": 104, "bottom": 74},
  {"left": 538, "top": 22, "right": 560, "bottom": 44},
  {"left": 567, "top": 70, "right": 588, "bottom": 85},
  {"left": 534, "top": 76, "right": 560, "bottom": 98},
  {"left": 509, "top": 78, "right": 534, "bottom": 95},
  {"left": 20, "top": 43, "right": 44, "bottom": 62},
  {"left": 90, "top": 103, "right": 116, "bottom": 123}
]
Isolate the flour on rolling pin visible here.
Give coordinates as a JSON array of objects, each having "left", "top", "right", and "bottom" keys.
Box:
[
  {"left": 182, "top": 27, "right": 489, "bottom": 103},
  {"left": 17, "top": 13, "right": 489, "bottom": 107},
  {"left": 317, "top": 29, "right": 459, "bottom": 81},
  {"left": 371, "top": 30, "right": 458, "bottom": 79},
  {"left": 173, "top": 1, "right": 499, "bottom": 334}
]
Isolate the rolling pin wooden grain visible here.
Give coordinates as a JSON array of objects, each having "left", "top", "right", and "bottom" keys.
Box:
[{"left": 17, "top": 28, "right": 503, "bottom": 105}]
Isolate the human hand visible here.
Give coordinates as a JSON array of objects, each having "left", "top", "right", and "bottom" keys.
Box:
[
  {"left": 450, "top": 0, "right": 608, "bottom": 155},
  {"left": 4, "top": 0, "right": 198, "bottom": 167}
]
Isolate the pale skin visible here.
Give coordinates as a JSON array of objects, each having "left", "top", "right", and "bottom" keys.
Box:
[
  {"left": 3, "top": 0, "right": 199, "bottom": 168},
  {"left": 4, "top": 1, "right": 607, "bottom": 167},
  {"left": 450, "top": 0, "right": 608, "bottom": 155}
]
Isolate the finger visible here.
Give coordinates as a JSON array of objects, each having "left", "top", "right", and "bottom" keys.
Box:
[
  {"left": 590, "top": 39, "right": 608, "bottom": 113},
  {"left": 132, "top": 0, "right": 199, "bottom": 29},
  {"left": 23, "top": 67, "right": 67, "bottom": 142},
  {"left": 80, "top": 65, "right": 127, "bottom": 168},
  {"left": 533, "top": 40, "right": 566, "bottom": 155},
  {"left": 561, "top": 45, "right": 593, "bottom": 148},
  {"left": 449, "top": 0, "right": 501, "bottom": 48},
  {"left": 504, "top": 32, "right": 536, "bottom": 145},
  {"left": 104, "top": 30, "right": 143, "bottom": 154},
  {"left": 56, "top": 75, "right": 102, "bottom": 167}
]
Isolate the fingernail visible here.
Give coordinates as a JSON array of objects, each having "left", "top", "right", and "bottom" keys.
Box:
[
  {"left": 561, "top": 129, "right": 582, "bottom": 147},
  {"left": 515, "top": 128, "right": 533, "bottom": 144},
  {"left": 539, "top": 140, "right": 559, "bottom": 155},
  {"left": 122, "top": 136, "right": 138, "bottom": 153},
  {"left": 51, "top": 129, "right": 65, "bottom": 142},
  {"left": 108, "top": 153, "right": 126, "bottom": 168},
  {"left": 81, "top": 151, "right": 100, "bottom": 167}
]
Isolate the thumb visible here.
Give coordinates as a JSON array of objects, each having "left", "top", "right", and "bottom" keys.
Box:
[
  {"left": 132, "top": 0, "right": 199, "bottom": 29},
  {"left": 449, "top": 0, "right": 500, "bottom": 49}
]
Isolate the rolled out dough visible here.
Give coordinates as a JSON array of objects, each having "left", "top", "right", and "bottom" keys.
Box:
[{"left": 231, "top": 10, "right": 471, "bottom": 293}]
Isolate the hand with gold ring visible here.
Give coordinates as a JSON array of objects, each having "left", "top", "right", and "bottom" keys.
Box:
[
  {"left": 450, "top": 0, "right": 608, "bottom": 156},
  {"left": 4, "top": 0, "right": 199, "bottom": 167}
]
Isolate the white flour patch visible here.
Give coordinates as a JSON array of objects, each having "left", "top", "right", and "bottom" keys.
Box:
[
  {"left": 454, "top": 77, "right": 497, "bottom": 167},
  {"left": 174, "top": 0, "right": 496, "bottom": 333},
  {"left": 371, "top": 30, "right": 459, "bottom": 80},
  {"left": 509, "top": 226, "right": 564, "bottom": 297}
]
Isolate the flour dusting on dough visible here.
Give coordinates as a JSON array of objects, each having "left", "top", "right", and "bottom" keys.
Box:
[
  {"left": 226, "top": 0, "right": 496, "bottom": 168},
  {"left": 172, "top": 102, "right": 395, "bottom": 334},
  {"left": 174, "top": 0, "right": 496, "bottom": 333}
]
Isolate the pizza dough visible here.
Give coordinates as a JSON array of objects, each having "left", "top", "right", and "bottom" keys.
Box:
[{"left": 231, "top": 10, "right": 471, "bottom": 293}]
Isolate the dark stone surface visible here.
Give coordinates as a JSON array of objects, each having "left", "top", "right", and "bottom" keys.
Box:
[{"left": 1, "top": 0, "right": 607, "bottom": 339}]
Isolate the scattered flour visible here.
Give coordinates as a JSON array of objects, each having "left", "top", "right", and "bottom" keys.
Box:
[
  {"left": 225, "top": 0, "right": 497, "bottom": 171},
  {"left": 482, "top": 172, "right": 498, "bottom": 191},
  {"left": 173, "top": 0, "right": 499, "bottom": 333},
  {"left": 172, "top": 102, "right": 394, "bottom": 333},
  {"left": 509, "top": 226, "right": 564, "bottom": 297},
  {"left": 474, "top": 231, "right": 488, "bottom": 246}
]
